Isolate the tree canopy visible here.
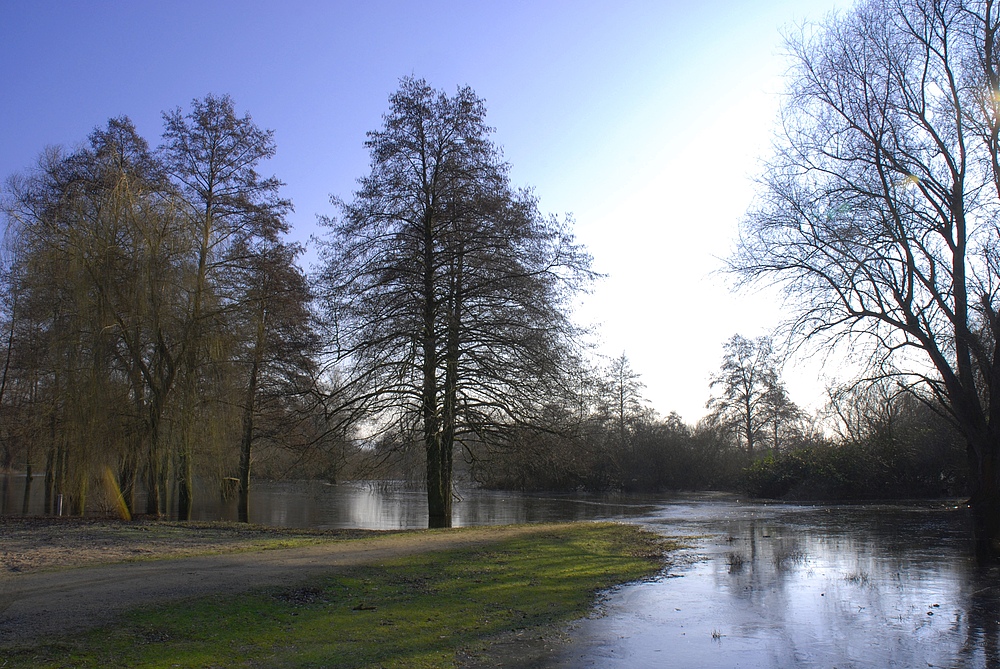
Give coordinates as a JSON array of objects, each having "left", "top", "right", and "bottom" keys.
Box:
[
  {"left": 734, "top": 0, "right": 1000, "bottom": 557},
  {"left": 0, "top": 99, "right": 318, "bottom": 520},
  {"left": 316, "top": 77, "right": 595, "bottom": 527}
]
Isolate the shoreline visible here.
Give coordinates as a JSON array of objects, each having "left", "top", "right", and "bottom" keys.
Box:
[{"left": 0, "top": 519, "right": 673, "bottom": 668}]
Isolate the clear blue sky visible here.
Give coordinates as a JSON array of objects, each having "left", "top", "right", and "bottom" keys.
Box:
[{"left": 1, "top": 0, "right": 849, "bottom": 422}]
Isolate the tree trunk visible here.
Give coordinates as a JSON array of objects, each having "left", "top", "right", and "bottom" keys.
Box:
[
  {"left": 55, "top": 443, "right": 67, "bottom": 512},
  {"left": 237, "top": 356, "right": 260, "bottom": 524},
  {"left": 117, "top": 449, "right": 137, "bottom": 517},
  {"left": 422, "top": 207, "right": 450, "bottom": 529},
  {"left": 425, "top": 336, "right": 448, "bottom": 527},
  {"left": 436, "top": 253, "right": 462, "bottom": 528},
  {"left": 144, "top": 408, "right": 164, "bottom": 517},
  {"left": 21, "top": 456, "right": 32, "bottom": 515},
  {"left": 177, "top": 446, "right": 193, "bottom": 520},
  {"left": 237, "top": 448, "right": 251, "bottom": 523},
  {"left": 43, "top": 447, "right": 54, "bottom": 514},
  {"left": 144, "top": 464, "right": 160, "bottom": 516},
  {"left": 968, "top": 436, "right": 1000, "bottom": 561},
  {"left": 69, "top": 477, "right": 86, "bottom": 516},
  {"left": 426, "top": 436, "right": 450, "bottom": 528}
]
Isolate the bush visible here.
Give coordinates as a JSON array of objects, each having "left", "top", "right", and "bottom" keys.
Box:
[{"left": 742, "top": 433, "right": 966, "bottom": 501}]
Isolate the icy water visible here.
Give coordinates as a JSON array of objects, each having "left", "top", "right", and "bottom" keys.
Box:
[
  {"left": 3, "top": 474, "right": 995, "bottom": 666},
  {"left": 552, "top": 496, "right": 997, "bottom": 669},
  {"left": 0, "top": 475, "right": 660, "bottom": 528}
]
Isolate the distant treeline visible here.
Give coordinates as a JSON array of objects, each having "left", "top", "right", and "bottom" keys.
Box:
[{"left": 371, "top": 375, "right": 967, "bottom": 502}]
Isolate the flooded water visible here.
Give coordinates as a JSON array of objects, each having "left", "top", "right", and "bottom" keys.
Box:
[
  {"left": 2, "top": 474, "right": 995, "bottom": 666},
  {"left": 551, "top": 495, "right": 998, "bottom": 669},
  {"left": 187, "top": 480, "right": 661, "bottom": 529},
  {"left": 0, "top": 474, "right": 658, "bottom": 529}
]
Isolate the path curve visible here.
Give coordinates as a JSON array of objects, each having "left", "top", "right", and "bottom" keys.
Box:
[{"left": 0, "top": 523, "right": 570, "bottom": 644}]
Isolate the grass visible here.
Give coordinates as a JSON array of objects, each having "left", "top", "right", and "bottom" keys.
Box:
[
  {"left": 1, "top": 522, "right": 676, "bottom": 668},
  {"left": 725, "top": 551, "right": 746, "bottom": 572},
  {"left": 843, "top": 570, "right": 872, "bottom": 586}
]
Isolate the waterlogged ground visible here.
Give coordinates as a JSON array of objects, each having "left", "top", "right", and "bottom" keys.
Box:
[
  {"left": 4, "top": 479, "right": 996, "bottom": 666},
  {"left": 552, "top": 496, "right": 999, "bottom": 668}
]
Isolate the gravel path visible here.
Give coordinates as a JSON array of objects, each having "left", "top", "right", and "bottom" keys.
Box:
[{"left": 0, "top": 523, "right": 567, "bottom": 644}]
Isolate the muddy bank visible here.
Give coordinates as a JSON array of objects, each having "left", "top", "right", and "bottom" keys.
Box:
[{"left": 0, "top": 516, "right": 381, "bottom": 574}]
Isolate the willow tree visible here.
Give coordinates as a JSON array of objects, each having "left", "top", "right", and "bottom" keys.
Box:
[
  {"left": 735, "top": 0, "right": 1000, "bottom": 557},
  {"left": 318, "top": 77, "right": 594, "bottom": 527},
  {"left": 3, "top": 118, "right": 187, "bottom": 516}
]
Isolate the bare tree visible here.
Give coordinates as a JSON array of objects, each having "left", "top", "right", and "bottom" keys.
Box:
[
  {"left": 734, "top": 0, "right": 1000, "bottom": 557},
  {"left": 761, "top": 382, "right": 803, "bottom": 454},
  {"left": 228, "top": 239, "right": 317, "bottom": 522},
  {"left": 707, "top": 335, "right": 795, "bottom": 460},
  {"left": 161, "top": 94, "right": 291, "bottom": 519},
  {"left": 826, "top": 379, "right": 907, "bottom": 446},
  {"left": 317, "top": 77, "right": 595, "bottom": 527},
  {"left": 604, "top": 353, "right": 648, "bottom": 444}
]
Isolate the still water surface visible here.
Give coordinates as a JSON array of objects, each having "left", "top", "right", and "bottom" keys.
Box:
[
  {"left": 2, "top": 475, "right": 995, "bottom": 667},
  {"left": 0, "top": 476, "right": 659, "bottom": 528},
  {"left": 552, "top": 496, "right": 997, "bottom": 669}
]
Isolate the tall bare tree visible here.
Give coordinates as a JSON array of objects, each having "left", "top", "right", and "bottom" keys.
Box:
[
  {"left": 735, "top": 0, "right": 1000, "bottom": 557},
  {"left": 228, "top": 239, "right": 317, "bottom": 522},
  {"left": 318, "top": 77, "right": 594, "bottom": 527},
  {"left": 595, "top": 353, "right": 651, "bottom": 475},
  {"left": 161, "top": 94, "right": 291, "bottom": 519}
]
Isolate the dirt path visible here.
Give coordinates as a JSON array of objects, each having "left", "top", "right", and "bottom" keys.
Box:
[{"left": 0, "top": 522, "right": 571, "bottom": 645}]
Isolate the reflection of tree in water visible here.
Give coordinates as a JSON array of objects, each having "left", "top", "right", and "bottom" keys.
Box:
[
  {"left": 711, "top": 507, "right": 988, "bottom": 667},
  {"left": 718, "top": 519, "right": 808, "bottom": 598},
  {"left": 959, "top": 568, "right": 1000, "bottom": 667}
]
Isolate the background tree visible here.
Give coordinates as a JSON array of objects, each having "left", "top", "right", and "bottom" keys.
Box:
[
  {"left": 317, "top": 77, "right": 594, "bottom": 527},
  {"left": 161, "top": 94, "right": 291, "bottom": 519},
  {"left": 734, "top": 0, "right": 1000, "bottom": 557},
  {"left": 603, "top": 353, "right": 648, "bottom": 446},
  {"left": 228, "top": 239, "right": 318, "bottom": 522},
  {"left": 706, "top": 335, "right": 794, "bottom": 460},
  {"left": 761, "top": 382, "right": 802, "bottom": 455}
]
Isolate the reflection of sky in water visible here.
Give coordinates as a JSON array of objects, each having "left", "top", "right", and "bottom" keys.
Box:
[
  {"left": 552, "top": 499, "right": 999, "bottom": 669},
  {"left": 4, "top": 476, "right": 996, "bottom": 666}
]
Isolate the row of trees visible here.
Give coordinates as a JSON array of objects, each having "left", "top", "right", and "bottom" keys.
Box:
[
  {"left": 740, "top": 379, "right": 965, "bottom": 500},
  {"left": 3, "top": 3, "right": 997, "bottom": 565},
  {"left": 0, "top": 77, "right": 970, "bottom": 525},
  {"left": 0, "top": 97, "right": 325, "bottom": 521},
  {"left": 0, "top": 80, "right": 598, "bottom": 527},
  {"left": 471, "top": 336, "right": 964, "bottom": 500}
]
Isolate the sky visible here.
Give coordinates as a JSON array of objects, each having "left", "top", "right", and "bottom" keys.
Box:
[{"left": 0, "top": 0, "right": 852, "bottom": 424}]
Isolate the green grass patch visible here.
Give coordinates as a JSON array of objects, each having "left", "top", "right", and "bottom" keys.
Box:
[{"left": 3, "top": 522, "right": 676, "bottom": 668}]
